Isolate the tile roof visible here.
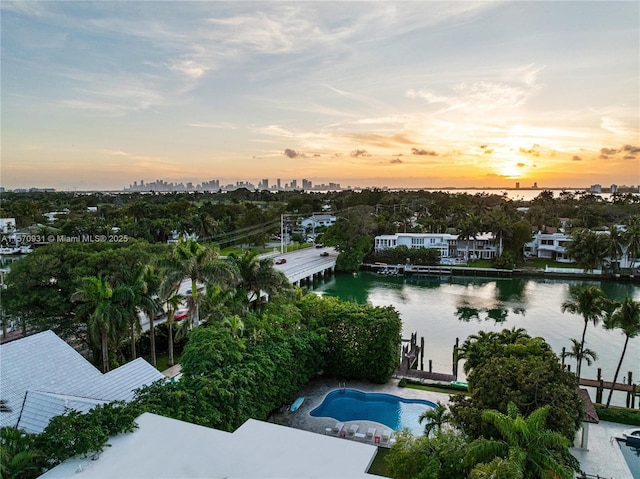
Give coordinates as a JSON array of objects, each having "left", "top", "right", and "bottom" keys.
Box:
[
  {"left": 579, "top": 389, "right": 600, "bottom": 424},
  {"left": 0, "top": 330, "right": 164, "bottom": 433}
]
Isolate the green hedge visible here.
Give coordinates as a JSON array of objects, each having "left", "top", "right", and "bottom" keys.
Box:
[
  {"left": 594, "top": 405, "right": 640, "bottom": 426},
  {"left": 298, "top": 294, "right": 402, "bottom": 383}
]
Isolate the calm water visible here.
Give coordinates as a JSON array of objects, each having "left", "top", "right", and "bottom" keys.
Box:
[
  {"left": 310, "top": 388, "right": 435, "bottom": 435},
  {"left": 313, "top": 273, "right": 640, "bottom": 407}
]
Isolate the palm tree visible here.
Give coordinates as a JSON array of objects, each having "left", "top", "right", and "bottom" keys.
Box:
[
  {"left": 466, "top": 402, "right": 576, "bottom": 479},
  {"left": 0, "top": 426, "right": 43, "bottom": 479},
  {"left": 159, "top": 282, "right": 183, "bottom": 368},
  {"left": 485, "top": 211, "right": 512, "bottom": 257},
  {"left": 560, "top": 285, "right": 607, "bottom": 379},
  {"left": 605, "top": 225, "right": 625, "bottom": 274},
  {"left": 561, "top": 338, "right": 598, "bottom": 373},
  {"left": 457, "top": 214, "right": 481, "bottom": 263},
  {"left": 222, "top": 315, "right": 245, "bottom": 340},
  {"left": 418, "top": 401, "right": 451, "bottom": 436},
  {"left": 164, "top": 238, "right": 237, "bottom": 329},
  {"left": 624, "top": 216, "right": 640, "bottom": 271},
  {"left": 139, "top": 263, "right": 161, "bottom": 367},
  {"left": 226, "top": 250, "right": 290, "bottom": 311},
  {"left": 603, "top": 298, "right": 640, "bottom": 408},
  {"left": 72, "top": 276, "right": 130, "bottom": 373}
]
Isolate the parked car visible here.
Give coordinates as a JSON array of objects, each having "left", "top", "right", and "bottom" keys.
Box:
[
  {"left": 315, "top": 244, "right": 323, "bottom": 248},
  {"left": 173, "top": 309, "right": 189, "bottom": 321},
  {"left": 275, "top": 258, "right": 287, "bottom": 265},
  {"left": 320, "top": 251, "right": 329, "bottom": 257}
]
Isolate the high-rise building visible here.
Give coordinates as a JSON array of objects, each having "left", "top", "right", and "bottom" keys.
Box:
[
  {"left": 291, "top": 179, "right": 297, "bottom": 189},
  {"left": 277, "top": 178, "right": 281, "bottom": 190}
]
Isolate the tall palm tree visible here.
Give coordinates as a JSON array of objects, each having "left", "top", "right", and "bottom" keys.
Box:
[
  {"left": 164, "top": 238, "right": 237, "bottom": 329},
  {"left": 561, "top": 338, "right": 598, "bottom": 373},
  {"left": 560, "top": 285, "right": 607, "bottom": 379},
  {"left": 72, "top": 276, "right": 130, "bottom": 372},
  {"left": 624, "top": 216, "right": 640, "bottom": 271},
  {"left": 226, "top": 250, "right": 290, "bottom": 311},
  {"left": 457, "top": 214, "right": 481, "bottom": 263},
  {"left": 485, "top": 211, "right": 512, "bottom": 257},
  {"left": 159, "top": 282, "right": 183, "bottom": 367},
  {"left": 419, "top": 401, "right": 451, "bottom": 436},
  {"left": 603, "top": 298, "right": 640, "bottom": 408},
  {"left": 114, "top": 266, "right": 152, "bottom": 361},
  {"left": 466, "top": 403, "right": 576, "bottom": 479},
  {"left": 139, "top": 263, "right": 161, "bottom": 367},
  {"left": 605, "top": 225, "right": 625, "bottom": 274}
]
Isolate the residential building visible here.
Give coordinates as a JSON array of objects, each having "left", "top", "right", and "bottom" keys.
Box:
[
  {"left": 300, "top": 214, "right": 337, "bottom": 230},
  {"left": 0, "top": 330, "right": 164, "bottom": 433},
  {"left": 524, "top": 232, "right": 572, "bottom": 262},
  {"left": 374, "top": 232, "right": 499, "bottom": 261},
  {"left": 40, "top": 412, "right": 378, "bottom": 478}
]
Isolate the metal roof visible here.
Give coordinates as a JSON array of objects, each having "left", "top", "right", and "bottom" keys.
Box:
[{"left": 0, "top": 330, "right": 164, "bottom": 433}]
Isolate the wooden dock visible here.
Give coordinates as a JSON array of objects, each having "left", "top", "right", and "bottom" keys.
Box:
[
  {"left": 397, "top": 331, "right": 456, "bottom": 383},
  {"left": 577, "top": 368, "right": 638, "bottom": 408}
]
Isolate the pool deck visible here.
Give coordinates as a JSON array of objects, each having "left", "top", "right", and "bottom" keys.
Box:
[
  {"left": 570, "top": 420, "right": 636, "bottom": 479},
  {"left": 270, "top": 378, "right": 638, "bottom": 477},
  {"left": 268, "top": 377, "right": 451, "bottom": 445}
]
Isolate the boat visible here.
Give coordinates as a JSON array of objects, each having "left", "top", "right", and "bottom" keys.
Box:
[{"left": 290, "top": 396, "right": 305, "bottom": 412}]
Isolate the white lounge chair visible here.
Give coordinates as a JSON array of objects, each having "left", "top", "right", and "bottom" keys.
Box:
[
  {"left": 381, "top": 430, "right": 391, "bottom": 444},
  {"left": 333, "top": 422, "right": 344, "bottom": 434},
  {"left": 366, "top": 427, "right": 376, "bottom": 441},
  {"left": 348, "top": 424, "right": 359, "bottom": 437},
  {"left": 354, "top": 432, "right": 366, "bottom": 442}
]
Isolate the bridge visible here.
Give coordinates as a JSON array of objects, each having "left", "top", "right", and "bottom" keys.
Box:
[{"left": 268, "top": 246, "right": 338, "bottom": 286}]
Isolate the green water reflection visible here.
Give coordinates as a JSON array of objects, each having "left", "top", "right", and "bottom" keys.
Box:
[{"left": 313, "top": 272, "right": 640, "bottom": 406}]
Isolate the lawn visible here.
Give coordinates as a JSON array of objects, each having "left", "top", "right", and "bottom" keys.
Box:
[{"left": 367, "top": 447, "right": 391, "bottom": 477}]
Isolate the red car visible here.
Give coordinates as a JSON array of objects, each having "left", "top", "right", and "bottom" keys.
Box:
[
  {"left": 174, "top": 309, "right": 189, "bottom": 321},
  {"left": 275, "top": 258, "right": 287, "bottom": 265}
]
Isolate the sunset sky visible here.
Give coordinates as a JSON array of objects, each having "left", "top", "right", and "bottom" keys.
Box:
[{"left": 2, "top": 1, "right": 638, "bottom": 191}]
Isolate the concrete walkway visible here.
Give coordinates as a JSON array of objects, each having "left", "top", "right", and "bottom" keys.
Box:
[{"left": 571, "top": 420, "right": 636, "bottom": 479}]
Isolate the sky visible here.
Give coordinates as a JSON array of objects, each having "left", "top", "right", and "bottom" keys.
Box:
[{"left": 1, "top": 1, "right": 639, "bottom": 191}]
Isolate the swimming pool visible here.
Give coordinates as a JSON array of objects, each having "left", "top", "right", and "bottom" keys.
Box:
[{"left": 310, "top": 388, "right": 436, "bottom": 435}]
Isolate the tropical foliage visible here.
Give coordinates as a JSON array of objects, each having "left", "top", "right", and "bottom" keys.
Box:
[
  {"left": 560, "top": 285, "right": 608, "bottom": 379},
  {"left": 465, "top": 403, "right": 579, "bottom": 479},
  {"left": 297, "top": 294, "right": 402, "bottom": 383},
  {"left": 451, "top": 328, "right": 583, "bottom": 440},
  {"left": 603, "top": 298, "right": 640, "bottom": 408}
]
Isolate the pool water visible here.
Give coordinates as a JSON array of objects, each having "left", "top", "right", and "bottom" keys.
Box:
[
  {"left": 310, "top": 389, "right": 436, "bottom": 435},
  {"left": 619, "top": 440, "right": 640, "bottom": 479}
]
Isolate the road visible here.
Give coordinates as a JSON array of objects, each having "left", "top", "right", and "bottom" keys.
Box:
[{"left": 270, "top": 246, "right": 338, "bottom": 281}]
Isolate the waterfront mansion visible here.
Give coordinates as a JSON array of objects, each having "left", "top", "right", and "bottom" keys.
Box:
[{"left": 374, "top": 232, "right": 500, "bottom": 262}]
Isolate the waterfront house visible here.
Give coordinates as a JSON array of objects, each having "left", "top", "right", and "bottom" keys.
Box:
[{"left": 374, "top": 232, "right": 499, "bottom": 261}]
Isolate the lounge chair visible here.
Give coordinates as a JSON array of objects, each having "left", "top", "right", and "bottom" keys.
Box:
[
  {"left": 381, "top": 430, "right": 391, "bottom": 444},
  {"left": 333, "top": 422, "right": 344, "bottom": 434},
  {"left": 348, "top": 424, "right": 359, "bottom": 437},
  {"left": 354, "top": 432, "right": 366, "bottom": 442},
  {"left": 366, "top": 427, "right": 376, "bottom": 441}
]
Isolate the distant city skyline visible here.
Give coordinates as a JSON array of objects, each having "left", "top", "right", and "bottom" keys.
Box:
[{"left": 1, "top": 1, "right": 638, "bottom": 191}]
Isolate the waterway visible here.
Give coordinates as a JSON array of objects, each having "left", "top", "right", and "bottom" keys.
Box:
[{"left": 313, "top": 272, "right": 640, "bottom": 407}]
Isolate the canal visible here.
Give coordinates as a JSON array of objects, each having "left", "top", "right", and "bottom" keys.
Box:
[{"left": 313, "top": 272, "right": 640, "bottom": 407}]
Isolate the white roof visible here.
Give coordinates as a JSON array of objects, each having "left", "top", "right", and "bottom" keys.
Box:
[
  {"left": 41, "top": 413, "right": 379, "bottom": 478},
  {"left": 0, "top": 330, "right": 164, "bottom": 433}
]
